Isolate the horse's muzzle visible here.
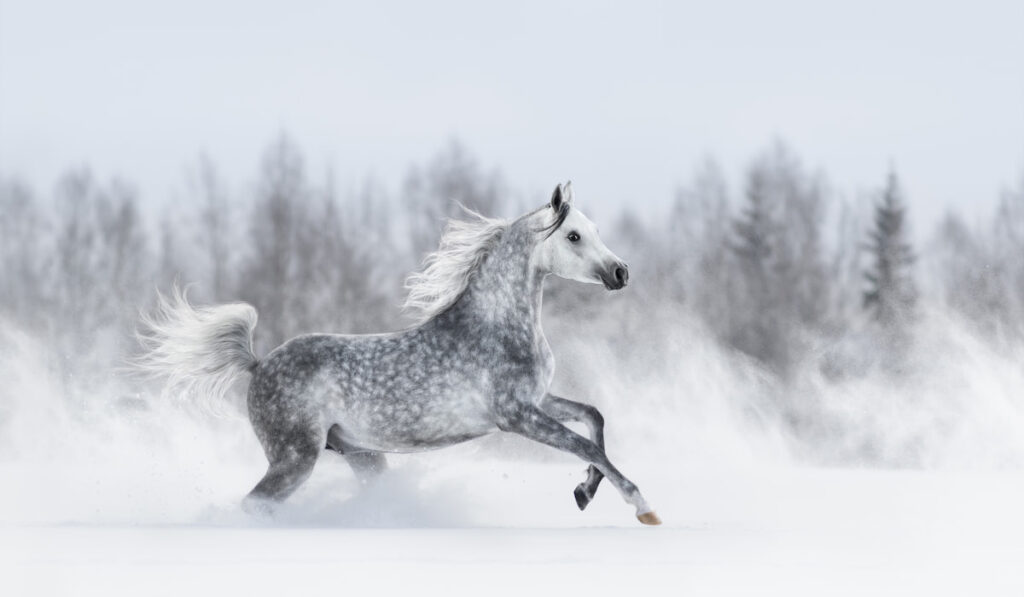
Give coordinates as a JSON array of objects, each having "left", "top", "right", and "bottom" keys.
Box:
[{"left": 599, "top": 262, "right": 629, "bottom": 290}]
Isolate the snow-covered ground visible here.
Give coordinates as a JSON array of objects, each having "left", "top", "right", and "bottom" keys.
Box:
[{"left": 5, "top": 452, "right": 1024, "bottom": 596}]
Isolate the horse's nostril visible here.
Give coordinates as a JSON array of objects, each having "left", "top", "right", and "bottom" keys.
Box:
[{"left": 614, "top": 266, "right": 628, "bottom": 283}]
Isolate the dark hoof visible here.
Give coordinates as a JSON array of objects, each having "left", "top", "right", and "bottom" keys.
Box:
[{"left": 574, "top": 484, "right": 592, "bottom": 511}]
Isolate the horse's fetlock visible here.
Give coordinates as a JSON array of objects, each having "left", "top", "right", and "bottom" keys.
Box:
[{"left": 574, "top": 483, "right": 593, "bottom": 511}]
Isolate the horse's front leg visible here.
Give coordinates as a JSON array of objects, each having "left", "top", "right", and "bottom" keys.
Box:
[
  {"left": 540, "top": 394, "right": 606, "bottom": 510},
  {"left": 496, "top": 401, "right": 660, "bottom": 525}
]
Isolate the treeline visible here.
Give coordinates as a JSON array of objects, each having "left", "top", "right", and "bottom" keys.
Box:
[{"left": 1, "top": 135, "right": 1023, "bottom": 391}]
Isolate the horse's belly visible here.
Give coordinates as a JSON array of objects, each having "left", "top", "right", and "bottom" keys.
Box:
[
  {"left": 361, "top": 428, "right": 494, "bottom": 453},
  {"left": 338, "top": 420, "right": 495, "bottom": 453},
  {"left": 328, "top": 393, "right": 496, "bottom": 453}
]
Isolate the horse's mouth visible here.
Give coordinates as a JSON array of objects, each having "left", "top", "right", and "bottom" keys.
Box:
[{"left": 601, "top": 277, "right": 627, "bottom": 291}]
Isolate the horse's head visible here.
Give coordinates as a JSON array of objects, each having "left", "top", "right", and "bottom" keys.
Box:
[{"left": 534, "top": 182, "right": 629, "bottom": 290}]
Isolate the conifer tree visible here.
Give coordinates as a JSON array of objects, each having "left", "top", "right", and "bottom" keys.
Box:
[
  {"left": 863, "top": 171, "right": 916, "bottom": 324},
  {"left": 729, "top": 165, "right": 779, "bottom": 367}
]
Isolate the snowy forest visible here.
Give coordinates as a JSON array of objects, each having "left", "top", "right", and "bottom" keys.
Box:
[{"left": 3, "top": 134, "right": 1024, "bottom": 470}]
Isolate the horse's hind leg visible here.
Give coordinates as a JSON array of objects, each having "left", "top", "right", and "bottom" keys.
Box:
[
  {"left": 243, "top": 426, "right": 323, "bottom": 514},
  {"left": 541, "top": 393, "right": 606, "bottom": 510},
  {"left": 326, "top": 424, "right": 388, "bottom": 483},
  {"left": 341, "top": 451, "right": 388, "bottom": 483}
]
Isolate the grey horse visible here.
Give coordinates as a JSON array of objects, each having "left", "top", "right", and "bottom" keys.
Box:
[{"left": 139, "top": 182, "right": 660, "bottom": 525}]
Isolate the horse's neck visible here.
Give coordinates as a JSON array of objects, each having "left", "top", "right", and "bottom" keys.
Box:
[{"left": 443, "top": 223, "right": 545, "bottom": 333}]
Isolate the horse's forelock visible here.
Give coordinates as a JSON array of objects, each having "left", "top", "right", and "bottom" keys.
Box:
[{"left": 539, "top": 201, "right": 571, "bottom": 239}]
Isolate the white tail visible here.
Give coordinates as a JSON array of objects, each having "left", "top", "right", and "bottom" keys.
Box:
[{"left": 136, "top": 286, "right": 258, "bottom": 409}]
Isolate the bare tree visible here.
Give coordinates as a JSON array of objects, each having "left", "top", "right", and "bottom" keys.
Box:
[
  {"left": 240, "top": 135, "right": 309, "bottom": 351},
  {"left": 156, "top": 207, "right": 188, "bottom": 292},
  {"left": 992, "top": 172, "right": 1024, "bottom": 328},
  {"left": 94, "top": 180, "right": 149, "bottom": 335},
  {"left": 666, "top": 158, "right": 732, "bottom": 316},
  {"left": 337, "top": 177, "right": 404, "bottom": 331},
  {"left": 828, "top": 196, "right": 867, "bottom": 328},
  {"left": 44, "top": 171, "right": 149, "bottom": 375},
  {"left": 50, "top": 170, "right": 103, "bottom": 362},
  {"left": 0, "top": 179, "right": 48, "bottom": 330},
  {"left": 189, "top": 155, "right": 233, "bottom": 301},
  {"left": 933, "top": 211, "right": 1007, "bottom": 337},
  {"left": 402, "top": 139, "right": 507, "bottom": 264}
]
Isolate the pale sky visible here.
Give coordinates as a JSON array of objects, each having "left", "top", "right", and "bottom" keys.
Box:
[{"left": 1, "top": 0, "right": 1022, "bottom": 233}]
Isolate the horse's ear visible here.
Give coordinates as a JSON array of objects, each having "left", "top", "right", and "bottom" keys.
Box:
[
  {"left": 550, "top": 184, "right": 564, "bottom": 212},
  {"left": 563, "top": 180, "right": 574, "bottom": 204}
]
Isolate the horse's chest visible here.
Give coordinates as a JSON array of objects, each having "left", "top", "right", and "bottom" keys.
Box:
[
  {"left": 484, "top": 331, "right": 554, "bottom": 400},
  {"left": 536, "top": 339, "right": 555, "bottom": 388}
]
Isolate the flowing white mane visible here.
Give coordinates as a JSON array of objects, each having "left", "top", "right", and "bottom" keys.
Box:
[{"left": 403, "top": 208, "right": 509, "bottom": 321}]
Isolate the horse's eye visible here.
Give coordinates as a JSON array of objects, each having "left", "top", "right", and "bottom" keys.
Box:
[{"left": 567, "top": 231, "right": 580, "bottom": 243}]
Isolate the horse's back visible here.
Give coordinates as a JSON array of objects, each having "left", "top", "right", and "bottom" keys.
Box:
[{"left": 249, "top": 331, "right": 402, "bottom": 402}]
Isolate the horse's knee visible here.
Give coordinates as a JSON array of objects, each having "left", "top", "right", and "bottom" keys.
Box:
[{"left": 583, "top": 405, "right": 604, "bottom": 430}]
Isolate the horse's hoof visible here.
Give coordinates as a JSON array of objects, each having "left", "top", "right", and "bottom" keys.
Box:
[
  {"left": 636, "top": 511, "right": 662, "bottom": 526},
  {"left": 241, "top": 496, "right": 274, "bottom": 519},
  {"left": 574, "top": 484, "right": 592, "bottom": 511}
]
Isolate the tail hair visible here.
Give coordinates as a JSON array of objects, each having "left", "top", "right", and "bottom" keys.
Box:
[{"left": 135, "top": 286, "right": 258, "bottom": 411}]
